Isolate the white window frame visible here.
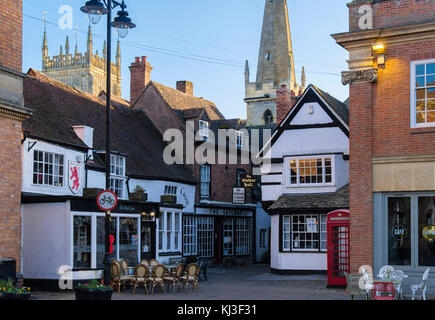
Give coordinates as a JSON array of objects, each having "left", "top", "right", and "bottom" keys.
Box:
[
  {"left": 236, "top": 131, "right": 244, "bottom": 150},
  {"left": 200, "top": 165, "right": 211, "bottom": 198},
  {"left": 199, "top": 120, "right": 209, "bottom": 138},
  {"left": 110, "top": 154, "right": 126, "bottom": 199},
  {"left": 158, "top": 210, "right": 182, "bottom": 253},
  {"left": 183, "top": 215, "right": 198, "bottom": 256},
  {"left": 236, "top": 218, "right": 250, "bottom": 255},
  {"left": 286, "top": 155, "right": 335, "bottom": 187},
  {"left": 33, "top": 150, "right": 65, "bottom": 187},
  {"left": 411, "top": 59, "right": 435, "bottom": 128},
  {"left": 164, "top": 185, "right": 178, "bottom": 196},
  {"left": 197, "top": 217, "right": 214, "bottom": 257}
]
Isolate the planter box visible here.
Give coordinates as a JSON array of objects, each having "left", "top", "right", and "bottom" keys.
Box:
[
  {"left": 130, "top": 192, "right": 148, "bottom": 201},
  {"left": 0, "top": 292, "right": 31, "bottom": 301},
  {"left": 75, "top": 288, "right": 113, "bottom": 301}
]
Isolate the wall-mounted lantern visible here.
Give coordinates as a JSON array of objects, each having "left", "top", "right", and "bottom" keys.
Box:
[{"left": 373, "top": 43, "right": 385, "bottom": 68}]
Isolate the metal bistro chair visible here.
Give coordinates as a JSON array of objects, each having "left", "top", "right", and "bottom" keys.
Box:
[
  {"left": 132, "top": 264, "right": 149, "bottom": 295},
  {"left": 412, "top": 268, "right": 430, "bottom": 300},
  {"left": 377, "top": 265, "right": 395, "bottom": 280},
  {"left": 372, "top": 281, "right": 396, "bottom": 301},
  {"left": 361, "top": 267, "right": 374, "bottom": 300},
  {"left": 390, "top": 270, "right": 407, "bottom": 300},
  {"left": 344, "top": 272, "right": 366, "bottom": 300}
]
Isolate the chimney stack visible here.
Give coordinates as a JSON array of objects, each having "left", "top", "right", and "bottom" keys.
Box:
[
  {"left": 276, "top": 84, "right": 296, "bottom": 126},
  {"left": 176, "top": 80, "right": 193, "bottom": 96},
  {"left": 129, "top": 56, "right": 153, "bottom": 104}
]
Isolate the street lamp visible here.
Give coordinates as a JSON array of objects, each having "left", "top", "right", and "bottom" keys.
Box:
[{"left": 81, "top": 0, "right": 135, "bottom": 285}]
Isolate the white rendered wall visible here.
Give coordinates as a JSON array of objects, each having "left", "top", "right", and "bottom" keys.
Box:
[{"left": 22, "top": 202, "right": 70, "bottom": 279}]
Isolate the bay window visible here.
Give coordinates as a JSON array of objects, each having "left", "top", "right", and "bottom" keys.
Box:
[
  {"left": 411, "top": 60, "right": 435, "bottom": 127},
  {"left": 289, "top": 156, "right": 334, "bottom": 186},
  {"left": 281, "top": 214, "right": 327, "bottom": 252},
  {"left": 33, "top": 150, "right": 64, "bottom": 187}
]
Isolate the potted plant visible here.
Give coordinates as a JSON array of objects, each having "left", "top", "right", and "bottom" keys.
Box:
[
  {"left": 130, "top": 185, "right": 148, "bottom": 201},
  {"left": 75, "top": 280, "right": 113, "bottom": 301},
  {"left": 0, "top": 278, "right": 31, "bottom": 300}
]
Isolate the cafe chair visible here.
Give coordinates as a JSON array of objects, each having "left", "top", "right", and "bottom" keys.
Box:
[
  {"left": 164, "top": 263, "right": 184, "bottom": 293},
  {"left": 110, "top": 261, "right": 133, "bottom": 293},
  {"left": 181, "top": 263, "right": 200, "bottom": 291},
  {"left": 132, "top": 264, "right": 149, "bottom": 295},
  {"left": 148, "top": 264, "right": 167, "bottom": 294},
  {"left": 390, "top": 270, "right": 407, "bottom": 300},
  {"left": 377, "top": 265, "right": 395, "bottom": 280},
  {"left": 149, "top": 259, "right": 159, "bottom": 267},
  {"left": 411, "top": 268, "right": 430, "bottom": 300},
  {"left": 372, "top": 281, "right": 396, "bottom": 300},
  {"left": 361, "top": 267, "right": 374, "bottom": 300},
  {"left": 140, "top": 259, "right": 150, "bottom": 267}
]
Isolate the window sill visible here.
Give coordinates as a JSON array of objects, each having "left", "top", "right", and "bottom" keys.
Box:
[
  {"left": 410, "top": 126, "right": 435, "bottom": 134},
  {"left": 159, "top": 252, "right": 182, "bottom": 257}
]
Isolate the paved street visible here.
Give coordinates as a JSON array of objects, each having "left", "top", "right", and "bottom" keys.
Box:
[{"left": 30, "top": 264, "right": 351, "bottom": 300}]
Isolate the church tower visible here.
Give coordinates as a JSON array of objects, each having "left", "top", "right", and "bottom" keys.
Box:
[
  {"left": 245, "top": 0, "right": 305, "bottom": 127},
  {"left": 41, "top": 22, "right": 122, "bottom": 98}
]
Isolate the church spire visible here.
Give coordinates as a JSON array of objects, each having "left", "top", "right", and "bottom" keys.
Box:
[
  {"left": 301, "top": 66, "right": 306, "bottom": 90},
  {"left": 65, "top": 36, "right": 70, "bottom": 55},
  {"left": 245, "top": 60, "right": 250, "bottom": 84},
  {"left": 116, "top": 39, "right": 121, "bottom": 66},
  {"left": 87, "top": 23, "right": 93, "bottom": 56},
  {"left": 255, "top": 0, "right": 297, "bottom": 89},
  {"left": 42, "top": 12, "right": 48, "bottom": 69}
]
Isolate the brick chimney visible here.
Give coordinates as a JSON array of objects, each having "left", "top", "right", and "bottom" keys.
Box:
[
  {"left": 129, "top": 56, "right": 153, "bottom": 104},
  {"left": 276, "top": 84, "right": 296, "bottom": 126},
  {"left": 176, "top": 80, "right": 193, "bottom": 96}
]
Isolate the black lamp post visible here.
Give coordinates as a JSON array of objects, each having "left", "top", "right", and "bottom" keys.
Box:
[{"left": 81, "top": 0, "right": 136, "bottom": 285}]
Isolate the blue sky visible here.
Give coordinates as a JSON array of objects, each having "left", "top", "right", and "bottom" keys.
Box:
[{"left": 23, "top": 0, "right": 350, "bottom": 120}]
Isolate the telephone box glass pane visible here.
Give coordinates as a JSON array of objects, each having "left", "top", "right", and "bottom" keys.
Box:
[
  {"left": 418, "top": 197, "right": 435, "bottom": 266},
  {"left": 388, "top": 197, "right": 411, "bottom": 265}
]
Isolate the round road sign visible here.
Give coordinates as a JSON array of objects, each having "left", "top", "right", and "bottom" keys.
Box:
[{"left": 97, "top": 190, "right": 118, "bottom": 212}]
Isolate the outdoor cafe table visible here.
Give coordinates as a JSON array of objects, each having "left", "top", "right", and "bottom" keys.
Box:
[{"left": 373, "top": 277, "right": 403, "bottom": 300}]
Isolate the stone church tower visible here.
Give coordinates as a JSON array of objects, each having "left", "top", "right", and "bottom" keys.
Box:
[
  {"left": 42, "top": 23, "right": 122, "bottom": 97},
  {"left": 245, "top": 0, "right": 305, "bottom": 127}
]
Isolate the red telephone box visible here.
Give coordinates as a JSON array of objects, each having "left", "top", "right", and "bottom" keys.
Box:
[{"left": 327, "top": 209, "right": 350, "bottom": 287}]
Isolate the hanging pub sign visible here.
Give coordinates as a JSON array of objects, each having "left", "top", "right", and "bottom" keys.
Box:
[
  {"left": 392, "top": 224, "right": 408, "bottom": 241},
  {"left": 423, "top": 225, "right": 435, "bottom": 240},
  {"left": 233, "top": 187, "right": 246, "bottom": 204},
  {"left": 68, "top": 161, "right": 83, "bottom": 194},
  {"left": 242, "top": 174, "right": 257, "bottom": 188}
]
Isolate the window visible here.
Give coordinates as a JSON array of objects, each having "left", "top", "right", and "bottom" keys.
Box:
[
  {"left": 259, "top": 229, "right": 267, "bottom": 248},
  {"left": 110, "top": 154, "right": 126, "bottom": 198},
  {"left": 236, "top": 218, "right": 250, "bottom": 255},
  {"left": 236, "top": 169, "right": 245, "bottom": 187},
  {"left": 236, "top": 131, "right": 243, "bottom": 150},
  {"left": 289, "top": 157, "right": 333, "bottom": 186},
  {"left": 164, "top": 185, "right": 177, "bottom": 196},
  {"left": 223, "top": 219, "right": 234, "bottom": 256},
  {"left": 412, "top": 60, "right": 435, "bottom": 126},
  {"left": 73, "top": 216, "right": 91, "bottom": 268},
  {"left": 33, "top": 150, "right": 64, "bottom": 187},
  {"left": 183, "top": 216, "right": 198, "bottom": 256},
  {"left": 158, "top": 211, "right": 182, "bottom": 253},
  {"left": 199, "top": 120, "right": 209, "bottom": 138},
  {"left": 200, "top": 165, "right": 211, "bottom": 198},
  {"left": 282, "top": 214, "right": 327, "bottom": 252},
  {"left": 388, "top": 197, "right": 411, "bottom": 265},
  {"left": 198, "top": 217, "right": 214, "bottom": 257},
  {"left": 119, "top": 217, "right": 139, "bottom": 265},
  {"left": 263, "top": 109, "right": 274, "bottom": 126}
]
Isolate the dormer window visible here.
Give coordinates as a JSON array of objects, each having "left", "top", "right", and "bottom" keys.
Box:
[
  {"left": 199, "top": 120, "right": 209, "bottom": 138},
  {"left": 110, "top": 154, "right": 126, "bottom": 198}
]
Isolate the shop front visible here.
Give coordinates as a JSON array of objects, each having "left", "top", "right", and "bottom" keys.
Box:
[
  {"left": 374, "top": 192, "right": 435, "bottom": 291},
  {"left": 21, "top": 195, "right": 160, "bottom": 287}
]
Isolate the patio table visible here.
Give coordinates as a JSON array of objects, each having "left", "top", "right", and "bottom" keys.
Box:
[{"left": 374, "top": 277, "right": 403, "bottom": 300}]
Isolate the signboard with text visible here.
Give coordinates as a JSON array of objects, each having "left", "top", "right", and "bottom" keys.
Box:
[{"left": 233, "top": 187, "right": 246, "bottom": 204}]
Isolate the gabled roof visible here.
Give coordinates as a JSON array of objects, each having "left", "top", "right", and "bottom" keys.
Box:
[
  {"left": 257, "top": 84, "right": 349, "bottom": 158},
  {"left": 149, "top": 81, "right": 225, "bottom": 121},
  {"left": 23, "top": 69, "right": 197, "bottom": 185}
]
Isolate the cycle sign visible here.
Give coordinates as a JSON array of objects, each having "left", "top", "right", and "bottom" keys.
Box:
[{"left": 97, "top": 190, "right": 118, "bottom": 212}]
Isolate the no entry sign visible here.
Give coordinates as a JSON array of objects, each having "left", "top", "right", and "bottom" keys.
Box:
[{"left": 97, "top": 190, "right": 118, "bottom": 212}]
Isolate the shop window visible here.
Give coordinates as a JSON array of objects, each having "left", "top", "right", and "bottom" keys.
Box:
[
  {"left": 223, "top": 219, "right": 234, "bottom": 256},
  {"left": 411, "top": 60, "right": 435, "bottom": 127},
  {"left": 198, "top": 217, "right": 214, "bottom": 257},
  {"left": 158, "top": 211, "right": 182, "bottom": 253},
  {"left": 119, "top": 217, "right": 139, "bottom": 265},
  {"left": 97, "top": 217, "right": 117, "bottom": 267},
  {"left": 388, "top": 197, "right": 411, "bottom": 266},
  {"left": 289, "top": 157, "right": 334, "bottom": 186},
  {"left": 183, "top": 216, "right": 198, "bottom": 256},
  {"left": 282, "top": 214, "right": 326, "bottom": 252},
  {"left": 33, "top": 150, "right": 64, "bottom": 187},
  {"left": 418, "top": 197, "right": 435, "bottom": 266},
  {"left": 236, "top": 218, "right": 250, "bottom": 255},
  {"left": 73, "top": 216, "right": 91, "bottom": 268}
]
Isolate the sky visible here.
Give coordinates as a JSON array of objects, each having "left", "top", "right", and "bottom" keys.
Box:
[{"left": 23, "top": 0, "right": 350, "bottom": 120}]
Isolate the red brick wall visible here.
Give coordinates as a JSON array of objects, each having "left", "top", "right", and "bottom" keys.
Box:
[
  {"left": 176, "top": 81, "right": 193, "bottom": 96},
  {"left": 129, "top": 56, "right": 152, "bottom": 104},
  {"left": 349, "top": 0, "right": 435, "bottom": 32},
  {"left": 0, "top": 0, "right": 22, "bottom": 71},
  {"left": 0, "top": 117, "right": 23, "bottom": 270}
]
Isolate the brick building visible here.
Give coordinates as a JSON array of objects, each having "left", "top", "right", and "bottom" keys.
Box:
[
  {"left": 130, "top": 57, "right": 257, "bottom": 264},
  {"left": 0, "top": 0, "right": 31, "bottom": 272},
  {"left": 333, "top": 0, "right": 435, "bottom": 291}
]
